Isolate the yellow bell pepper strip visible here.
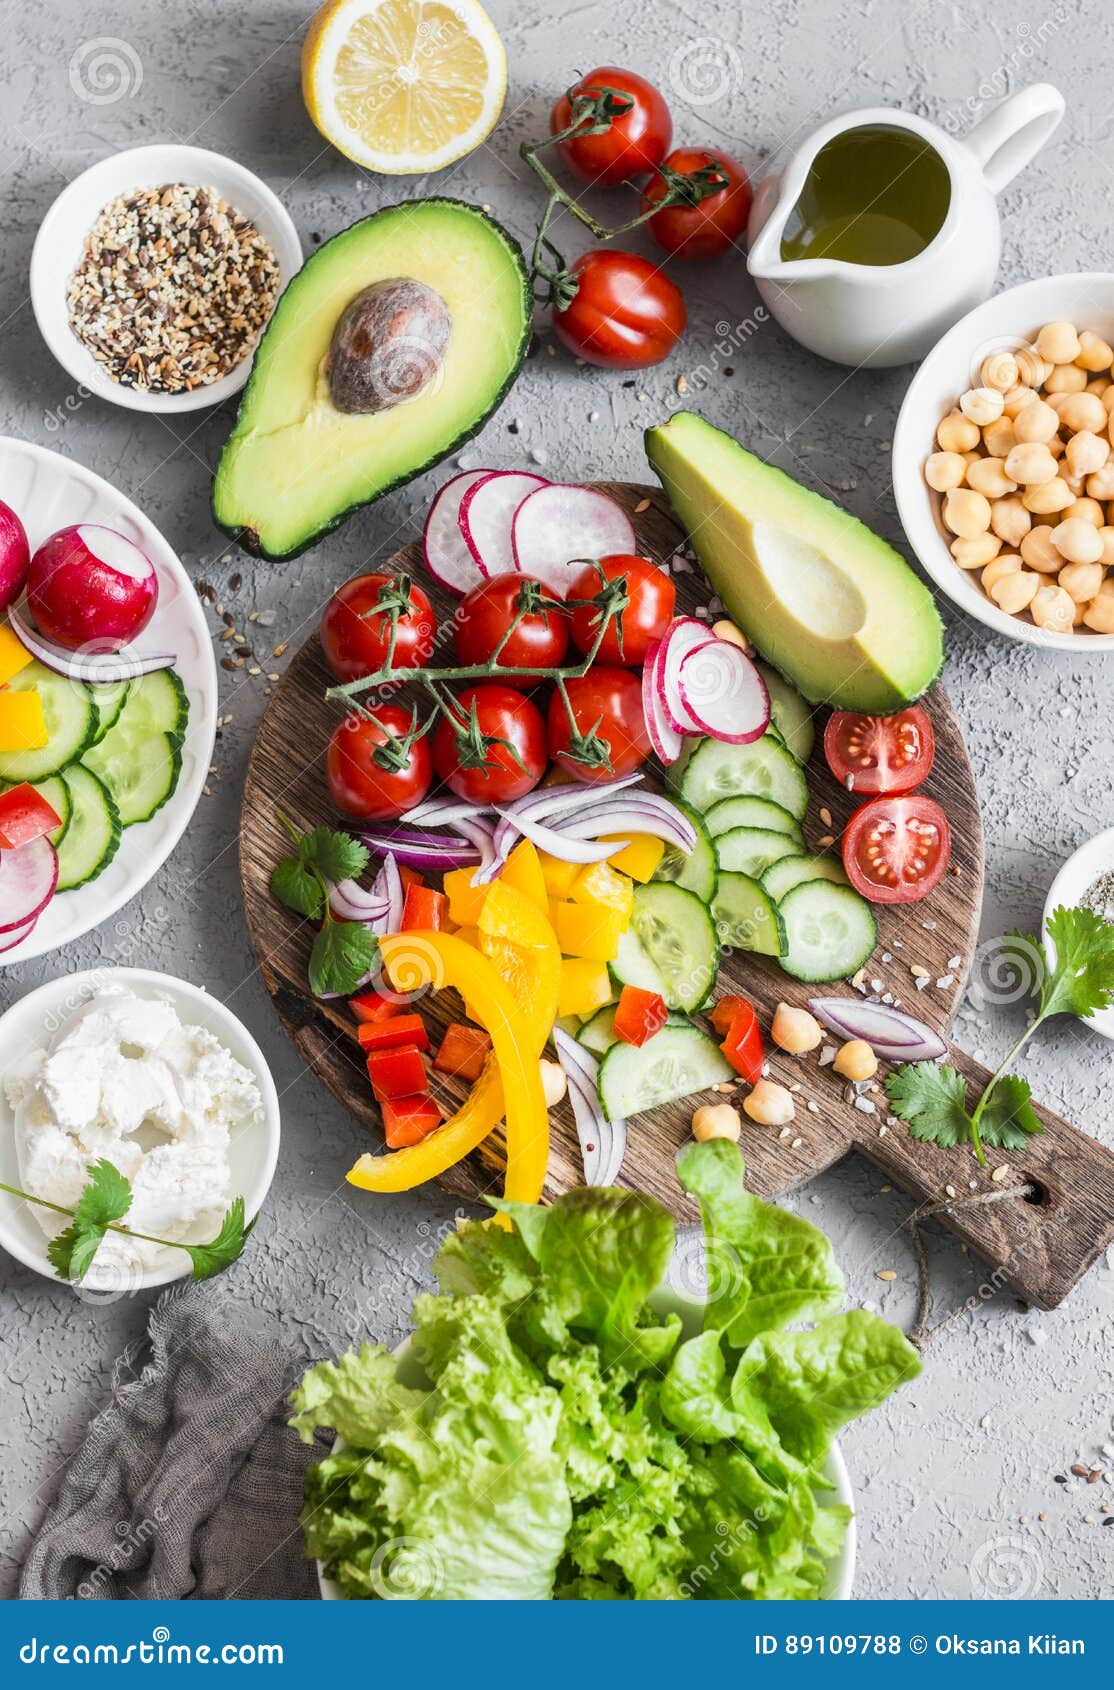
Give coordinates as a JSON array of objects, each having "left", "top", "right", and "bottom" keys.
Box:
[
  {"left": 599, "top": 833, "right": 665, "bottom": 881},
  {"left": 558, "top": 957, "right": 613, "bottom": 1018},
  {"left": 477, "top": 879, "right": 560, "bottom": 1055},
  {"left": 0, "top": 625, "right": 32, "bottom": 688},
  {"left": 500, "top": 838, "right": 549, "bottom": 913},
  {"left": 0, "top": 689, "right": 47, "bottom": 752},
  {"left": 538, "top": 849, "right": 580, "bottom": 899},
  {"left": 347, "top": 931, "right": 549, "bottom": 1202},
  {"left": 569, "top": 859, "right": 634, "bottom": 922},
  {"left": 552, "top": 899, "right": 626, "bottom": 962},
  {"left": 443, "top": 865, "right": 488, "bottom": 926}
]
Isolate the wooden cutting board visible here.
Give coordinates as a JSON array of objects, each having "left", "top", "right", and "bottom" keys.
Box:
[{"left": 239, "top": 482, "right": 1114, "bottom": 1309}]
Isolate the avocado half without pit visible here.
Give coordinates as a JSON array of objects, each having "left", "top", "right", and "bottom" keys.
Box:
[{"left": 212, "top": 199, "right": 531, "bottom": 561}]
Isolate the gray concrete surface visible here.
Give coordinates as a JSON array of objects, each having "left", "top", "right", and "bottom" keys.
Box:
[{"left": 1, "top": 0, "right": 1112, "bottom": 1603}]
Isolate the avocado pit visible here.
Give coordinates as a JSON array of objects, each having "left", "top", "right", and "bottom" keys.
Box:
[{"left": 327, "top": 277, "right": 451, "bottom": 415}]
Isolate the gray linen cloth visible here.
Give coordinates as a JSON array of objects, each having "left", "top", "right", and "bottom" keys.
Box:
[{"left": 20, "top": 1285, "right": 322, "bottom": 1600}]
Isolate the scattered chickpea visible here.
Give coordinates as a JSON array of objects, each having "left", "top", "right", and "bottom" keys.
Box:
[
  {"left": 1085, "top": 461, "right": 1114, "bottom": 498},
  {"left": 990, "top": 569, "right": 1040, "bottom": 615},
  {"left": 943, "top": 487, "right": 991, "bottom": 537},
  {"left": 1052, "top": 517, "right": 1104, "bottom": 565},
  {"left": 692, "top": 1102, "right": 742, "bottom": 1143},
  {"left": 1076, "top": 329, "right": 1113, "bottom": 372},
  {"left": 743, "top": 1079, "right": 795, "bottom": 1128},
  {"left": 1064, "top": 495, "right": 1104, "bottom": 527},
  {"left": 936, "top": 410, "right": 980, "bottom": 453},
  {"left": 1058, "top": 559, "right": 1105, "bottom": 603},
  {"left": 1022, "top": 477, "right": 1073, "bottom": 515},
  {"left": 960, "top": 386, "right": 1004, "bottom": 426},
  {"left": 1036, "top": 321, "right": 1082, "bottom": 365},
  {"left": 980, "top": 350, "right": 1018, "bottom": 391},
  {"left": 1083, "top": 581, "right": 1114, "bottom": 632},
  {"left": 1031, "top": 583, "right": 1076, "bottom": 632},
  {"left": 1105, "top": 385, "right": 1114, "bottom": 415},
  {"left": 951, "top": 532, "right": 1000, "bottom": 569},
  {"left": 924, "top": 451, "right": 967, "bottom": 493},
  {"left": 1013, "top": 399, "right": 1059, "bottom": 444},
  {"left": 1015, "top": 346, "right": 1052, "bottom": 387},
  {"left": 1059, "top": 391, "right": 1107, "bottom": 433},
  {"left": 989, "top": 496, "right": 1030, "bottom": 547},
  {"left": 1044, "top": 362, "right": 1088, "bottom": 394},
  {"left": 981, "top": 552, "right": 1022, "bottom": 594},
  {"left": 1005, "top": 442, "right": 1058, "bottom": 485},
  {"left": 1002, "top": 384, "right": 1037, "bottom": 418},
  {"left": 982, "top": 415, "right": 1017, "bottom": 458},
  {"left": 966, "top": 456, "right": 1016, "bottom": 498},
  {"left": 833, "top": 1039, "right": 878, "bottom": 1082},
  {"left": 540, "top": 1059, "right": 567, "bottom": 1109},
  {"left": 1019, "top": 524, "right": 1062, "bottom": 573},
  {"left": 1098, "top": 526, "right": 1114, "bottom": 565},
  {"left": 771, "top": 1002, "right": 823, "bottom": 1054},
  {"left": 1085, "top": 376, "right": 1111, "bottom": 398},
  {"left": 1066, "top": 430, "right": 1110, "bottom": 477},
  {"left": 711, "top": 618, "right": 748, "bottom": 650}
]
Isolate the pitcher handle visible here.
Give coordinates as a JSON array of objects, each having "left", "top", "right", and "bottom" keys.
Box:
[{"left": 965, "top": 83, "right": 1065, "bottom": 194}]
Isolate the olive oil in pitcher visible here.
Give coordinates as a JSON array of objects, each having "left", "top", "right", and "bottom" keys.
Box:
[{"left": 779, "top": 124, "right": 951, "bottom": 267}]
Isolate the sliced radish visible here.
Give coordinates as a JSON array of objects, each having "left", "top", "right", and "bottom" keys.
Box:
[
  {"left": 459, "top": 470, "right": 548, "bottom": 577},
  {"left": 511, "top": 484, "right": 636, "bottom": 596},
  {"left": 678, "top": 641, "right": 770, "bottom": 745},
  {"left": 7, "top": 602, "right": 175, "bottom": 685},
  {"left": 0, "top": 836, "right": 58, "bottom": 932},
  {"left": 0, "top": 915, "right": 37, "bottom": 954},
  {"left": 657, "top": 617, "right": 714, "bottom": 735},
  {"left": 642, "top": 641, "right": 682, "bottom": 765},
  {"left": 422, "top": 470, "right": 491, "bottom": 596}
]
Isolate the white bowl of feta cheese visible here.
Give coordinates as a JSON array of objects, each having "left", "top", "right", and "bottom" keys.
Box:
[{"left": 0, "top": 968, "right": 280, "bottom": 1292}]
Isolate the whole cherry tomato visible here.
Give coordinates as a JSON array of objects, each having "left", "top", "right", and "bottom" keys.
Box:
[
  {"left": 326, "top": 705, "right": 432, "bottom": 822},
  {"left": 567, "top": 555, "right": 675, "bottom": 666},
  {"left": 320, "top": 572, "right": 435, "bottom": 684},
  {"left": 550, "top": 66, "right": 672, "bottom": 186},
  {"left": 842, "top": 794, "right": 951, "bottom": 905},
  {"left": 433, "top": 683, "right": 547, "bottom": 804},
  {"left": 553, "top": 250, "right": 686, "bottom": 370},
  {"left": 642, "top": 147, "right": 753, "bottom": 260},
  {"left": 455, "top": 573, "right": 568, "bottom": 681},
  {"left": 824, "top": 706, "right": 935, "bottom": 797},
  {"left": 547, "top": 667, "right": 652, "bottom": 783}
]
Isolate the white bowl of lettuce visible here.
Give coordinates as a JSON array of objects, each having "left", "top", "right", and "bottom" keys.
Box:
[{"left": 292, "top": 1142, "right": 920, "bottom": 1602}]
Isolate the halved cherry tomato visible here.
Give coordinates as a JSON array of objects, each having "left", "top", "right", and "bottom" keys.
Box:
[
  {"left": 824, "top": 706, "right": 935, "bottom": 796},
  {"left": 553, "top": 250, "right": 686, "bottom": 371},
  {"left": 432, "top": 683, "right": 547, "bottom": 804},
  {"left": 547, "top": 667, "right": 651, "bottom": 784},
  {"left": 843, "top": 794, "right": 951, "bottom": 905},
  {"left": 642, "top": 147, "right": 753, "bottom": 260},
  {"left": 320, "top": 572, "right": 435, "bottom": 684},
  {"left": 455, "top": 573, "right": 567, "bottom": 680},
  {"left": 550, "top": 67, "right": 672, "bottom": 186},
  {"left": 326, "top": 704, "right": 432, "bottom": 822},
  {"left": 567, "top": 555, "right": 675, "bottom": 666}
]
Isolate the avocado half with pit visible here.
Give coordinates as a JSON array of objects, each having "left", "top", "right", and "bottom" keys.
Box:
[
  {"left": 646, "top": 412, "right": 944, "bottom": 712},
  {"left": 212, "top": 199, "right": 531, "bottom": 561}
]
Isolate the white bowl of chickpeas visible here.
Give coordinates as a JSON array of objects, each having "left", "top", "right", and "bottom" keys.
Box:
[{"left": 893, "top": 273, "right": 1114, "bottom": 649}]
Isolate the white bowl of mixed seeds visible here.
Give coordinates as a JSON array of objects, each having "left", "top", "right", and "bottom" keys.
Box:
[{"left": 30, "top": 144, "right": 302, "bottom": 414}]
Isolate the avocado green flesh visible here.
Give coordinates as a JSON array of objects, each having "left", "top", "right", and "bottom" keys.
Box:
[
  {"left": 646, "top": 412, "right": 943, "bottom": 711},
  {"left": 213, "top": 200, "right": 531, "bottom": 560}
]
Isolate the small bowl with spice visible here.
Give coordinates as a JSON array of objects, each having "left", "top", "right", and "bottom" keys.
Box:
[
  {"left": 1043, "top": 826, "right": 1114, "bottom": 1041},
  {"left": 30, "top": 144, "right": 302, "bottom": 414}
]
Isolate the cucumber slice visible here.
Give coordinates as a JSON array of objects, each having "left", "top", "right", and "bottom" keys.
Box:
[
  {"left": 652, "top": 798, "right": 717, "bottom": 901},
  {"left": 778, "top": 880, "right": 877, "bottom": 983},
  {"left": 712, "top": 870, "right": 786, "bottom": 956},
  {"left": 705, "top": 795, "right": 804, "bottom": 844},
  {"left": 55, "top": 764, "right": 122, "bottom": 891},
  {"left": 610, "top": 927, "right": 670, "bottom": 998},
  {"left": 0, "top": 661, "right": 96, "bottom": 783},
  {"left": 628, "top": 882, "right": 719, "bottom": 1014},
  {"left": 757, "top": 663, "right": 816, "bottom": 764},
  {"left": 597, "top": 1025, "right": 732, "bottom": 1121},
  {"left": 83, "top": 730, "right": 181, "bottom": 827},
  {"left": 715, "top": 825, "right": 801, "bottom": 879},
  {"left": 119, "top": 669, "right": 189, "bottom": 742},
  {"left": 761, "top": 853, "right": 849, "bottom": 902},
  {"left": 578, "top": 1003, "right": 689, "bottom": 1055},
  {"left": 679, "top": 734, "right": 809, "bottom": 821},
  {"left": 88, "top": 680, "right": 131, "bottom": 747}
]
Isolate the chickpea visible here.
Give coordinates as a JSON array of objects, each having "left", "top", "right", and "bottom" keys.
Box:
[
  {"left": 1057, "top": 469, "right": 1086, "bottom": 500},
  {"left": 1046, "top": 435, "right": 1066, "bottom": 461},
  {"left": 1052, "top": 517, "right": 1104, "bottom": 565},
  {"left": 692, "top": 1102, "right": 742, "bottom": 1143},
  {"left": 1045, "top": 362, "right": 1088, "bottom": 394},
  {"left": 980, "top": 350, "right": 1019, "bottom": 392},
  {"left": 1066, "top": 430, "right": 1110, "bottom": 477},
  {"left": 1036, "top": 321, "right": 1082, "bottom": 365},
  {"left": 982, "top": 416, "right": 1017, "bottom": 458},
  {"left": 1014, "top": 347, "right": 1051, "bottom": 388},
  {"left": 937, "top": 410, "right": 981, "bottom": 453},
  {"left": 990, "top": 496, "right": 1031, "bottom": 547},
  {"left": 951, "top": 532, "right": 1001, "bottom": 569},
  {"left": 833, "top": 1039, "right": 878, "bottom": 1082},
  {"left": 981, "top": 552, "right": 1022, "bottom": 594},
  {"left": 1086, "top": 377, "right": 1112, "bottom": 398},
  {"left": 1013, "top": 399, "right": 1059, "bottom": 444},
  {"left": 711, "top": 618, "right": 748, "bottom": 649},
  {"left": 1083, "top": 581, "right": 1114, "bottom": 632},
  {"left": 742, "top": 1079, "right": 795, "bottom": 1128},
  {"left": 1098, "top": 526, "right": 1114, "bottom": 565},
  {"left": 1076, "top": 329, "right": 1114, "bottom": 372},
  {"left": 1020, "top": 524, "right": 1063, "bottom": 572},
  {"left": 924, "top": 451, "right": 968, "bottom": 493},
  {"left": 1031, "top": 583, "right": 1077, "bottom": 632},
  {"left": 943, "top": 487, "right": 991, "bottom": 537},
  {"left": 770, "top": 1002, "right": 823, "bottom": 1054},
  {"left": 1085, "top": 461, "right": 1114, "bottom": 499},
  {"left": 991, "top": 569, "right": 1040, "bottom": 615},
  {"left": 1058, "top": 392, "right": 1108, "bottom": 434},
  {"left": 1105, "top": 385, "right": 1114, "bottom": 415},
  {"left": 1005, "top": 443, "right": 1058, "bottom": 485},
  {"left": 1058, "top": 559, "right": 1105, "bottom": 603},
  {"left": 965, "top": 456, "right": 1016, "bottom": 498},
  {"left": 1022, "top": 478, "right": 1073, "bottom": 515},
  {"left": 1002, "top": 384, "right": 1038, "bottom": 419},
  {"left": 1064, "top": 495, "right": 1105, "bottom": 527},
  {"left": 960, "top": 386, "right": 1005, "bottom": 426},
  {"left": 540, "top": 1059, "right": 567, "bottom": 1109}
]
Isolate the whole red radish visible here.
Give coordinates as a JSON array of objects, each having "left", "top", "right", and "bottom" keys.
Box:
[
  {"left": 28, "top": 524, "right": 158, "bottom": 652},
  {"left": 0, "top": 501, "right": 30, "bottom": 612}
]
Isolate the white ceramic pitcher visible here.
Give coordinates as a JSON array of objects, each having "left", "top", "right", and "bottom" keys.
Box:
[{"left": 746, "top": 85, "right": 1065, "bottom": 368}]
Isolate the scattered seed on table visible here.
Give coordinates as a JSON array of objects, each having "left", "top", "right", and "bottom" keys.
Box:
[
  {"left": 272, "top": 642, "right": 288, "bottom": 658},
  {"left": 876, "top": 1269, "right": 896, "bottom": 1281},
  {"left": 229, "top": 572, "right": 241, "bottom": 592}
]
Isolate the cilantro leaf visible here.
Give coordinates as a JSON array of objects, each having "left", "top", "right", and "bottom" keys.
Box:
[
  {"left": 309, "top": 919, "right": 378, "bottom": 998},
  {"left": 271, "top": 857, "right": 324, "bottom": 920},
  {"left": 47, "top": 1223, "right": 93, "bottom": 1280},
  {"left": 978, "top": 1073, "right": 1043, "bottom": 1149},
  {"left": 73, "top": 1159, "right": 132, "bottom": 1230},
  {"left": 184, "top": 1198, "right": 254, "bottom": 1281},
  {"left": 301, "top": 826, "right": 369, "bottom": 884},
  {"left": 883, "top": 1062, "right": 972, "bottom": 1148},
  {"left": 1039, "top": 905, "right": 1114, "bottom": 1021}
]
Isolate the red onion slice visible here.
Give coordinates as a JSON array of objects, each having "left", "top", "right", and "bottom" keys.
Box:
[
  {"left": 808, "top": 997, "right": 948, "bottom": 1062},
  {"left": 357, "top": 826, "right": 484, "bottom": 870},
  {"left": 6, "top": 602, "right": 175, "bottom": 685},
  {"left": 553, "top": 1027, "right": 627, "bottom": 1186},
  {"left": 559, "top": 793, "right": 696, "bottom": 852},
  {"left": 678, "top": 641, "right": 770, "bottom": 746},
  {"left": 370, "top": 854, "right": 405, "bottom": 934},
  {"left": 0, "top": 836, "right": 57, "bottom": 932},
  {"left": 327, "top": 877, "right": 392, "bottom": 924},
  {"left": 497, "top": 807, "right": 624, "bottom": 864}
]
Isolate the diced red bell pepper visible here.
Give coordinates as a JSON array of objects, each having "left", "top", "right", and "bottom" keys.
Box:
[
  {"left": 350, "top": 989, "right": 403, "bottom": 1024},
  {"left": 0, "top": 782, "right": 61, "bottom": 850},
  {"left": 613, "top": 984, "right": 668, "bottom": 1047},
  {"left": 713, "top": 996, "right": 764, "bottom": 1084},
  {"left": 357, "top": 1013, "right": 430, "bottom": 1054},
  {"left": 367, "top": 1043, "right": 429, "bottom": 1102},
  {"left": 382, "top": 1093, "right": 443, "bottom": 1149},
  {"left": 400, "top": 884, "right": 448, "bottom": 932},
  {"left": 433, "top": 1021, "right": 493, "bottom": 1082},
  {"left": 398, "top": 865, "right": 426, "bottom": 891}
]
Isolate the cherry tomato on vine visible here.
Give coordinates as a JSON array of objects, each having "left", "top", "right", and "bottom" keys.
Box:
[
  {"left": 824, "top": 706, "right": 935, "bottom": 796},
  {"left": 842, "top": 793, "right": 951, "bottom": 905},
  {"left": 642, "top": 147, "right": 753, "bottom": 260},
  {"left": 553, "top": 250, "right": 686, "bottom": 370},
  {"left": 455, "top": 573, "right": 568, "bottom": 681},
  {"left": 550, "top": 67, "right": 672, "bottom": 187},
  {"left": 548, "top": 667, "right": 652, "bottom": 784},
  {"left": 567, "top": 555, "right": 675, "bottom": 666},
  {"left": 320, "top": 573, "right": 435, "bottom": 684},
  {"left": 433, "top": 683, "right": 547, "bottom": 804},
  {"left": 326, "top": 705, "right": 432, "bottom": 822}
]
